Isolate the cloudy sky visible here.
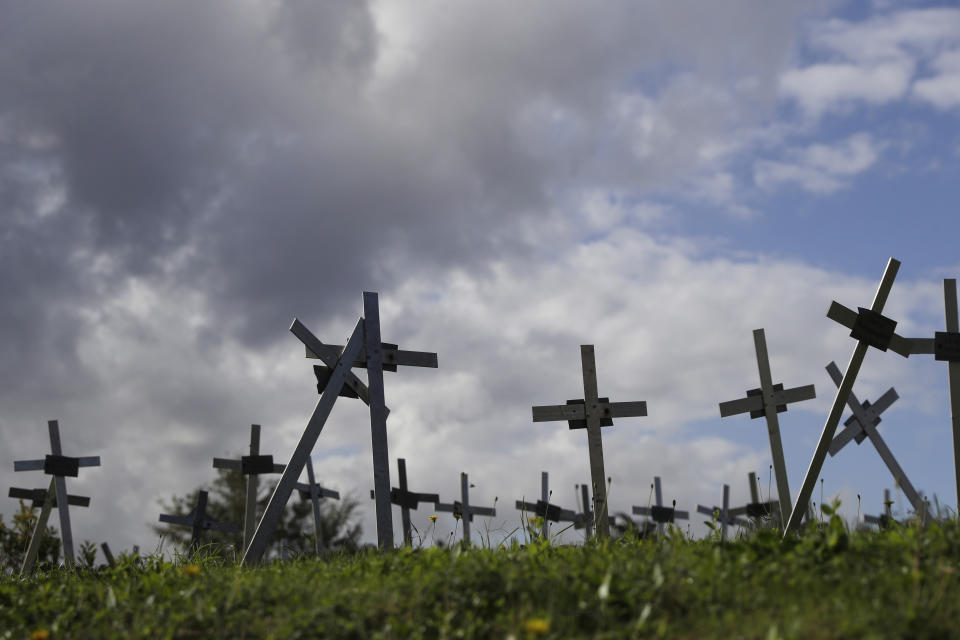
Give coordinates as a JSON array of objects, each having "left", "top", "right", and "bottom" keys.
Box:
[{"left": 2, "top": 0, "right": 960, "bottom": 554}]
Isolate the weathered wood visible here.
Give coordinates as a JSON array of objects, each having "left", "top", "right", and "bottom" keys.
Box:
[
  {"left": 728, "top": 472, "right": 779, "bottom": 524},
  {"left": 50, "top": 422, "right": 72, "bottom": 566},
  {"left": 100, "top": 542, "right": 116, "bottom": 568},
  {"left": 8, "top": 486, "right": 90, "bottom": 508},
  {"left": 697, "top": 484, "right": 747, "bottom": 541},
  {"left": 14, "top": 456, "right": 100, "bottom": 472},
  {"left": 826, "top": 301, "right": 913, "bottom": 357},
  {"left": 397, "top": 458, "right": 413, "bottom": 546},
  {"left": 435, "top": 472, "right": 496, "bottom": 545},
  {"left": 242, "top": 318, "right": 364, "bottom": 565},
  {"left": 306, "top": 344, "right": 438, "bottom": 369},
  {"left": 20, "top": 477, "right": 55, "bottom": 575},
  {"left": 364, "top": 292, "right": 393, "bottom": 549},
  {"left": 295, "top": 457, "right": 339, "bottom": 554},
  {"left": 785, "top": 258, "right": 905, "bottom": 536},
  {"left": 160, "top": 490, "right": 240, "bottom": 549},
  {"left": 579, "top": 484, "right": 593, "bottom": 539}
]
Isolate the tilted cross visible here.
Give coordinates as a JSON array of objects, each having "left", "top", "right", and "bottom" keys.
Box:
[
  {"left": 212, "top": 424, "right": 286, "bottom": 552},
  {"left": 295, "top": 457, "right": 340, "bottom": 554},
  {"left": 719, "top": 328, "right": 816, "bottom": 522},
  {"left": 632, "top": 476, "right": 689, "bottom": 536},
  {"left": 696, "top": 484, "right": 747, "bottom": 542},
  {"left": 903, "top": 278, "right": 960, "bottom": 506},
  {"left": 434, "top": 472, "right": 496, "bottom": 545},
  {"left": 14, "top": 420, "right": 100, "bottom": 571},
  {"left": 785, "top": 258, "right": 912, "bottom": 535},
  {"left": 304, "top": 292, "right": 438, "bottom": 550},
  {"left": 532, "top": 345, "right": 647, "bottom": 539},
  {"left": 159, "top": 490, "right": 239, "bottom": 550},
  {"left": 823, "top": 361, "right": 932, "bottom": 521}
]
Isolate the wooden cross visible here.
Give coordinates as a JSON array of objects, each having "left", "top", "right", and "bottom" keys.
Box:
[
  {"left": 864, "top": 488, "right": 896, "bottom": 529},
  {"left": 159, "top": 490, "right": 239, "bottom": 550},
  {"left": 304, "top": 292, "right": 438, "bottom": 549},
  {"left": 212, "top": 424, "right": 286, "bottom": 552},
  {"left": 515, "top": 472, "right": 585, "bottom": 539},
  {"left": 100, "top": 542, "right": 116, "bottom": 568},
  {"left": 904, "top": 278, "right": 960, "bottom": 507},
  {"left": 243, "top": 317, "right": 365, "bottom": 564},
  {"left": 726, "top": 471, "right": 780, "bottom": 526},
  {"left": 785, "top": 258, "right": 912, "bottom": 535},
  {"left": 632, "top": 476, "right": 689, "bottom": 535},
  {"left": 370, "top": 457, "right": 439, "bottom": 547},
  {"left": 532, "top": 345, "right": 647, "bottom": 539},
  {"left": 14, "top": 420, "right": 101, "bottom": 570},
  {"left": 434, "top": 472, "right": 496, "bottom": 545},
  {"left": 9, "top": 479, "right": 91, "bottom": 575},
  {"left": 295, "top": 457, "right": 340, "bottom": 554},
  {"left": 8, "top": 485, "right": 90, "bottom": 509},
  {"left": 697, "top": 484, "right": 747, "bottom": 542},
  {"left": 576, "top": 483, "right": 593, "bottom": 539},
  {"left": 718, "top": 328, "right": 816, "bottom": 523},
  {"left": 823, "top": 361, "right": 932, "bottom": 521}
]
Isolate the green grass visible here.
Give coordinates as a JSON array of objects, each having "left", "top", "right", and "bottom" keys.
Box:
[{"left": 3, "top": 513, "right": 960, "bottom": 639}]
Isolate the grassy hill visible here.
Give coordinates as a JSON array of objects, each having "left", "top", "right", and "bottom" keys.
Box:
[{"left": 2, "top": 509, "right": 959, "bottom": 639}]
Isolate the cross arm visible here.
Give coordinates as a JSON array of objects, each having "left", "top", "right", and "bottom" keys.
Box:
[
  {"left": 696, "top": 505, "right": 748, "bottom": 526},
  {"left": 305, "top": 344, "right": 438, "bottom": 369},
  {"left": 633, "top": 505, "right": 690, "bottom": 522},
  {"left": 212, "top": 458, "right": 285, "bottom": 474},
  {"left": 532, "top": 400, "right": 647, "bottom": 423},
  {"left": 290, "top": 318, "right": 390, "bottom": 415},
  {"left": 14, "top": 456, "right": 101, "bottom": 472},
  {"left": 295, "top": 483, "right": 340, "bottom": 500},
  {"left": 728, "top": 500, "right": 779, "bottom": 519},
  {"left": 827, "top": 301, "right": 912, "bottom": 357},
  {"left": 8, "top": 487, "right": 90, "bottom": 507}
]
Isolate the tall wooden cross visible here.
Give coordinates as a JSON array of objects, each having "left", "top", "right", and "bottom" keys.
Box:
[
  {"left": 785, "top": 258, "right": 913, "bottom": 535},
  {"left": 305, "top": 292, "right": 438, "bottom": 549},
  {"left": 295, "top": 457, "right": 340, "bottom": 554},
  {"left": 14, "top": 420, "right": 100, "bottom": 569},
  {"left": 532, "top": 345, "right": 647, "bottom": 539},
  {"left": 159, "top": 490, "right": 239, "bottom": 551},
  {"left": 212, "top": 424, "right": 285, "bottom": 552},
  {"left": 434, "top": 472, "right": 496, "bottom": 545},
  {"left": 696, "top": 484, "right": 747, "bottom": 542},
  {"left": 718, "top": 329, "right": 816, "bottom": 523},
  {"left": 371, "top": 457, "right": 439, "bottom": 547},
  {"left": 904, "top": 278, "right": 960, "bottom": 506},
  {"left": 632, "top": 476, "right": 689, "bottom": 535},
  {"left": 823, "top": 361, "right": 932, "bottom": 521}
]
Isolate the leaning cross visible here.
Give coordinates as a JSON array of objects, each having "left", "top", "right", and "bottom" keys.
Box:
[
  {"left": 434, "top": 472, "right": 496, "bottom": 545},
  {"left": 697, "top": 484, "right": 747, "bottom": 542},
  {"left": 904, "top": 278, "right": 960, "bottom": 507},
  {"left": 370, "top": 457, "right": 439, "bottom": 547},
  {"left": 632, "top": 476, "right": 690, "bottom": 535},
  {"left": 14, "top": 420, "right": 100, "bottom": 570},
  {"left": 304, "top": 292, "right": 438, "bottom": 549},
  {"left": 785, "top": 258, "right": 912, "bottom": 535},
  {"left": 9, "top": 479, "right": 91, "bottom": 575},
  {"left": 158, "top": 490, "right": 239, "bottom": 550},
  {"left": 823, "top": 361, "right": 932, "bottom": 521},
  {"left": 212, "top": 423, "right": 285, "bottom": 552},
  {"left": 719, "top": 328, "right": 816, "bottom": 522},
  {"left": 532, "top": 345, "right": 647, "bottom": 539},
  {"left": 242, "top": 317, "right": 366, "bottom": 565},
  {"left": 295, "top": 457, "right": 340, "bottom": 554},
  {"left": 576, "top": 482, "right": 593, "bottom": 539}
]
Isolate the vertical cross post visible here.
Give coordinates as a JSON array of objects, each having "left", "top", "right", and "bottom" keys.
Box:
[
  {"left": 718, "top": 329, "right": 816, "bottom": 523},
  {"left": 532, "top": 346, "right": 648, "bottom": 539},
  {"left": 541, "top": 471, "right": 550, "bottom": 540},
  {"left": 100, "top": 542, "right": 116, "bottom": 568},
  {"left": 905, "top": 279, "right": 960, "bottom": 507},
  {"left": 242, "top": 317, "right": 365, "bottom": 564},
  {"left": 20, "top": 477, "right": 55, "bottom": 576},
  {"left": 397, "top": 458, "right": 413, "bottom": 546},
  {"left": 578, "top": 483, "right": 593, "bottom": 539},
  {"left": 363, "top": 292, "right": 393, "bottom": 549},
  {"left": 785, "top": 258, "right": 912, "bottom": 535}
]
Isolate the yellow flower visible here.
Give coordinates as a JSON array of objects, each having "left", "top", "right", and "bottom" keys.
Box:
[
  {"left": 429, "top": 515, "right": 438, "bottom": 522},
  {"left": 31, "top": 630, "right": 50, "bottom": 640},
  {"left": 453, "top": 513, "right": 461, "bottom": 520},
  {"left": 183, "top": 564, "right": 201, "bottom": 576},
  {"left": 523, "top": 618, "right": 550, "bottom": 634}
]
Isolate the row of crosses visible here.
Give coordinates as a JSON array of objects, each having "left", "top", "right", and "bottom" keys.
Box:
[{"left": 10, "top": 265, "right": 959, "bottom": 566}]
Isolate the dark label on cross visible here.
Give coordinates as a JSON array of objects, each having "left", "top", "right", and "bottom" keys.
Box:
[
  {"left": 850, "top": 307, "right": 897, "bottom": 352},
  {"left": 650, "top": 505, "right": 676, "bottom": 523},
  {"left": 934, "top": 331, "right": 960, "bottom": 362},
  {"left": 535, "top": 500, "right": 563, "bottom": 522},
  {"left": 565, "top": 398, "right": 614, "bottom": 429},
  {"left": 745, "top": 502, "right": 771, "bottom": 518},
  {"left": 241, "top": 455, "right": 275, "bottom": 475},
  {"left": 313, "top": 365, "right": 360, "bottom": 398},
  {"left": 746, "top": 383, "right": 787, "bottom": 419},
  {"left": 44, "top": 454, "right": 79, "bottom": 477}
]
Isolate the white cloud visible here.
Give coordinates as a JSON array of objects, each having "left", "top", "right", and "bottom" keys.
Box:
[
  {"left": 754, "top": 133, "right": 883, "bottom": 194},
  {"left": 780, "top": 61, "right": 914, "bottom": 116},
  {"left": 914, "top": 49, "right": 960, "bottom": 109}
]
